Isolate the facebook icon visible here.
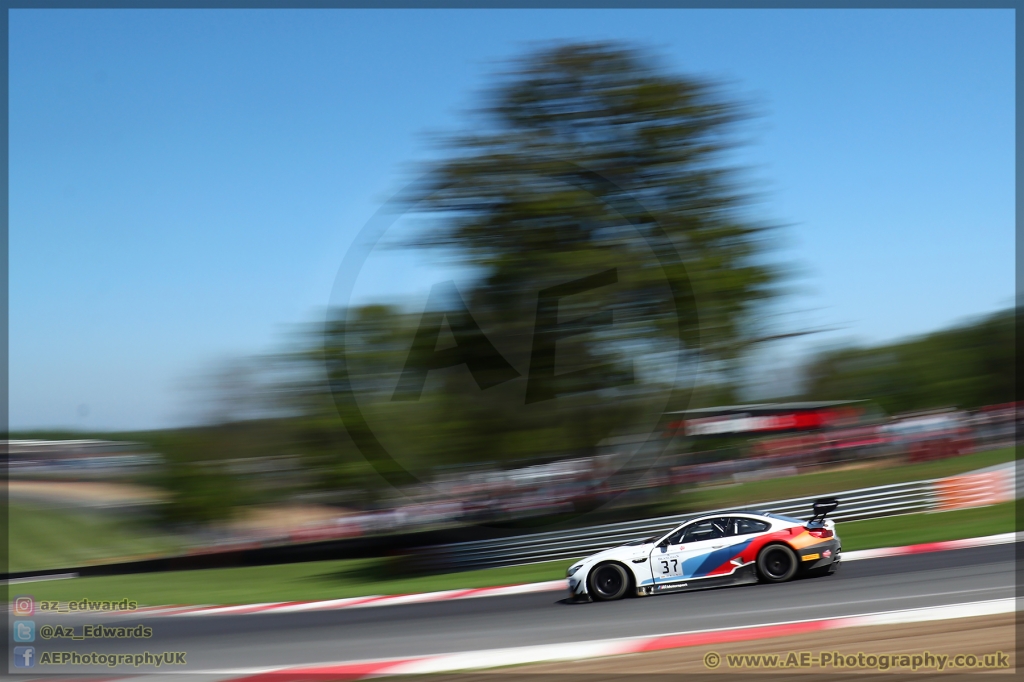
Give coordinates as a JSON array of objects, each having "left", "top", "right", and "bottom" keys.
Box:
[{"left": 13, "top": 646, "right": 35, "bottom": 668}]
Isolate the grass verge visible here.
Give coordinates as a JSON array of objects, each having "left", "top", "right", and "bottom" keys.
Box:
[
  {"left": 8, "top": 502, "right": 181, "bottom": 573},
  {"left": 23, "top": 501, "right": 1014, "bottom": 606}
]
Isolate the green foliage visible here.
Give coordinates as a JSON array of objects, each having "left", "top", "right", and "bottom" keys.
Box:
[
  {"left": 157, "top": 461, "right": 241, "bottom": 525},
  {"left": 802, "top": 308, "right": 1014, "bottom": 414},
  {"left": 139, "top": 423, "right": 286, "bottom": 524}
]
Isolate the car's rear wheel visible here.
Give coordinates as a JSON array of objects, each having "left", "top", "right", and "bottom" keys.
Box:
[
  {"left": 588, "top": 562, "right": 630, "bottom": 601},
  {"left": 757, "top": 544, "right": 798, "bottom": 583}
]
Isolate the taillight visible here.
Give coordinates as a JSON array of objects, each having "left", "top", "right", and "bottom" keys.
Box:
[{"left": 807, "top": 527, "right": 833, "bottom": 539}]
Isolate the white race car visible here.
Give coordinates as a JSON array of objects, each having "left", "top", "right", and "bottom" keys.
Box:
[{"left": 566, "top": 499, "right": 841, "bottom": 601}]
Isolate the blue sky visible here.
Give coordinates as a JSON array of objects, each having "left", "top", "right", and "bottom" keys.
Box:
[{"left": 10, "top": 9, "right": 1015, "bottom": 430}]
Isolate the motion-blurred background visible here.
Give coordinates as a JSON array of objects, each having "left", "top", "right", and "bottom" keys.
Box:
[{"left": 8, "top": 10, "right": 1014, "bottom": 582}]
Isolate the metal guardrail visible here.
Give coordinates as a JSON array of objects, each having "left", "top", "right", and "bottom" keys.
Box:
[{"left": 423, "top": 470, "right": 1011, "bottom": 571}]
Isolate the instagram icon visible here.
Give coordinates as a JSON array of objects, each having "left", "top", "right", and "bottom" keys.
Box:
[{"left": 13, "top": 596, "right": 34, "bottom": 617}]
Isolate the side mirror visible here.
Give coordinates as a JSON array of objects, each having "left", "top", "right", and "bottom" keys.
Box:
[{"left": 658, "top": 538, "right": 670, "bottom": 548}]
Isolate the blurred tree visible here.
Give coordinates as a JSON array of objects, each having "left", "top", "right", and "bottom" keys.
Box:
[
  {"left": 147, "top": 431, "right": 248, "bottom": 525},
  {"left": 412, "top": 42, "right": 781, "bottom": 368},
  {"left": 801, "top": 307, "right": 1014, "bottom": 414}
]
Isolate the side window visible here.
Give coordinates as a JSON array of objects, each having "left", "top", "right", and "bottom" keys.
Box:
[
  {"left": 681, "top": 518, "right": 729, "bottom": 543},
  {"left": 681, "top": 520, "right": 713, "bottom": 543},
  {"left": 665, "top": 528, "right": 685, "bottom": 545},
  {"left": 665, "top": 525, "right": 688, "bottom": 545},
  {"left": 733, "top": 517, "right": 770, "bottom": 535},
  {"left": 710, "top": 517, "right": 731, "bottom": 538}
]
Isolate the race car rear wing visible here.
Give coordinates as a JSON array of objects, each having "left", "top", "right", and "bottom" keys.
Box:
[{"left": 809, "top": 497, "right": 839, "bottom": 525}]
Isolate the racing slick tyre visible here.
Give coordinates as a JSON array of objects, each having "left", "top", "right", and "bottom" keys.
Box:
[
  {"left": 757, "top": 544, "right": 799, "bottom": 583},
  {"left": 587, "top": 562, "right": 630, "bottom": 601}
]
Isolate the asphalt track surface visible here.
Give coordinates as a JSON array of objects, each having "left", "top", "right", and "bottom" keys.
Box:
[{"left": 25, "top": 543, "right": 1017, "bottom": 673}]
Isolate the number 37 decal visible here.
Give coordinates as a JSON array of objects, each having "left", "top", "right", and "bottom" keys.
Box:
[{"left": 659, "top": 559, "right": 681, "bottom": 576}]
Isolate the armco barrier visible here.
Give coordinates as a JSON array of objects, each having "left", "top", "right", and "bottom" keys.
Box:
[{"left": 422, "top": 467, "right": 1012, "bottom": 571}]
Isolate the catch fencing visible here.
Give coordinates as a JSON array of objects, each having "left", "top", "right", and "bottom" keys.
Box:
[{"left": 423, "top": 465, "right": 1013, "bottom": 571}]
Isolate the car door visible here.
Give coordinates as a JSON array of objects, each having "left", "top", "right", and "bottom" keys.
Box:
[
  {"left": 650, "top": 517, "right": 731, "bottom": 586},
  {"left": 682, "top": 516, "right": 772, "bottom": 578}
]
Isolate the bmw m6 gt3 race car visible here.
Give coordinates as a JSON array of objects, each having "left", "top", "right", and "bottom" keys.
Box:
[{"left": 566, "top": 498, "right": 840, "bottom": 601}]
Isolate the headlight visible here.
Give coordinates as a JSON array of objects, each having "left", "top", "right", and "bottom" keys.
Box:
[{"left": 566, "top": 564, "right": 582, "bottom": 577}]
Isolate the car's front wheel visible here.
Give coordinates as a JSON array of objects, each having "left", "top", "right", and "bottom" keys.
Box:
[
  {"left": 757, "top": 544, "right": 798, "bottom": 583},
  {"left": 587, "top": 562, "right": 630, "bottom": 601}
]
